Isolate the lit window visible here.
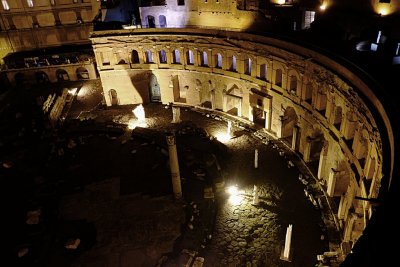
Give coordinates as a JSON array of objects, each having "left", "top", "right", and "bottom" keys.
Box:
[
  {"left": 230, "top": 55, "right": 236, "bottom": 71},
  {"left": 73, "top": 0, "right": 78, "bottom": 3},
  {"left": 1, "top": 0, "right": 10, "bottom": 10},
  {"left": 27, "top": 0, "right": 33, "bottom": 7},
  {"left": 201, "top": 51, "right": 208, "bottom": 66},
  {"left": 187, "top": 50, "right": 194, "bottom": 65},
  {"left": 50, "top": 0, "right": 55, "bottom": 5},
  {"left": 215, "top": 53, "right": 222, "bottom": 68},
  {"left": 304, "top": 11, "right": 315, "bottom": 29}
]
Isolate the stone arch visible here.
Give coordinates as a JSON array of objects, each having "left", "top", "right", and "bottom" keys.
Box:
[
  {"left": 288, "top": 71, "right": 298, "bottom": 95},
  {"left": 149, "top": 74, "right": 161, "bottom": 102},
  {"left": 303, "top": 82, "right": 313, "bottom": 104},
  {"left": 159, "top": 49, "right": 167, "bottom": 63},
  {"left": 159, "top": 15, "right": 167, "bottom": 28},
  {"left": 201, "top": 80, "right": 215, "bottom": 109},
  {"left": 353, "top": 129, "right": 369, "bottom": 161},
  {"left": 76, "top": 67, "right": 89, "bottom": 80},
  {"left": 56, "top": 69, "right": 69, "bottom": 81},
  {"left": 35, "top": 71, "right": 49, "bottom": 84},
  {"left": 304, "top": 128, "right": 326, "bottom": 163},
  {"left": 333, "top": 106, "right": 343, "bottom": 130},
  {"left": 131, "top": 50, "right": 140, "bottom": 63},
  {"left": 223, "top": 84, "right": 243, "bottom": 116},
  {"left": 275, "top": 68, "right": 283, "bottom": 87},
  {"left": 281, "top": 106, "right": 298, "bottom": 147},
  {"left": 109, "top": 89, "right": 119, "bottom": 106}
]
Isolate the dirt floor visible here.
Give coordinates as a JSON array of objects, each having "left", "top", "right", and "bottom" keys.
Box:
[{"left": 2, "top": 79, "right": 334, "bottom": 267}]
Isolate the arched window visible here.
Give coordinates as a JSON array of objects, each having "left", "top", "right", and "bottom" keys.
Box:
[
  {"left": 304, "top": 82, "right": 313, "bottom": 104},
  {"left": 245, "top": 58, "right": 252, "bottom": 75},
  {"left": 230, "top": 55, "right": 236, "bottom": 71},
  {"left": 275, "top": 69, "right": 282, "bottom": 86},
  {"left": 76, "top": 67, "right": 89, "bottom": 80},
  {"left": 131, "top": 50, "right": 139, "bottom": 63},
  {"left": 173, "top": 49, "right": 181, "bottom": 64},
  {"left": 159, "top": 15, "right": 167, "bottom": 28},
  {"left": 147, "top": 15, "right": 155, "bottom": 28},
  {"left": 145, "top": 50, "right": 153, "bottom": 63},
  {"left": 201, "top": 51, "right": 208, "bottom": 66},
  {"left": 159, "top": 50, "right": 167, "bottom": 63},
  {"left": 215, "top": 53, "right": 222, "bottom": 68},
  {"left": 56, "top": 69, "right": 69, "bottom": 81},
  {"left": 260, "top": 64, "right": 267, "bottom": 80},
  {"left": 289, "top": 75, "right": 297, "bottom": 94},
  {"left": 187, "top": 50, "right": 194, "bottom": 65}
]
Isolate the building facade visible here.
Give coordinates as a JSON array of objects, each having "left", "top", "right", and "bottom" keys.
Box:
[
  {"left": 90, "top": 27, "right": 395, "bottom": 260},
  {"left": 0, "top": 0, "right": 101, "bottom": 59}
]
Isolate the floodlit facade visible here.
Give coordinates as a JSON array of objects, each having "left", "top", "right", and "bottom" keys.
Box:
[
  {"left": 0, "top": 0, "right": 101, "bottom": 59},
  {"left": 0, "top": 0, "right": 399, "bottom": 265},
  {"left": 89, "top": 0, "right": 397, "bottom": 262}
]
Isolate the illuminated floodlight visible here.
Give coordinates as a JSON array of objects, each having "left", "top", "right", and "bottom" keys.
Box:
[
  {"left": 320, "top": 4, "right": 327, "bottom": 11},
  {"left": 68, "top": 88, "right": 77, "bottom": 95},
  {"left": 215, "top": 132, "right": 231, "bottom": 143},
  {"left": 226, "top": 185, "right": 244, "bottom": 206},
  {"left": 133, "top": 104, "right": 145, "bottom": 122},
  {"left": 127, "top": 118, "right": 147, "bottom": 130}
]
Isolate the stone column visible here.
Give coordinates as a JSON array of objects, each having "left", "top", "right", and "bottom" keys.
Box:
[
  {"left": 166, "top": 133, "right": 182, "bottom": 199},
  {"left": 237, "top": 98, "right": 242, "bottom": 117},
  {"left": 303, "top": 138, "right": 312, "bottom": 162},
  {"left": 210, "top": 90, "right": 216, "bottom": 110},
  {"left": 249, "top": 106, "right": 254, "bottom": 122},
  {"left": 252, "top": 185, "right": 259, "bottom": 205},
  {"left": 265, "top": 97, "right": 272, "bottom": 131},
  {"left": 254, "top": 149, "right": 258, "bottom": 169},
  {"left": 291, "top": 126, "right": 299, "bottom": 151},
  {"left": 171, "top": 106, "right": 181, "bottom": 123},
  {"left": 317, "top": 142, "right": 328, "bottom": 180},
  {"left": 327, "top": 168, "right": 338, "bottom": 197},
  {"left": 222, "top": 93, "right": 227, "bottom": 112}
]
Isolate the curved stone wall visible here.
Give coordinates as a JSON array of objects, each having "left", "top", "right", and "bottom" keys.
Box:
[{"left": 90, "top": 28, "right": 394, "bottom": 253}]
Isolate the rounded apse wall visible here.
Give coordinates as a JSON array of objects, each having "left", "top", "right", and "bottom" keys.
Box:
[{"left": 90, "top": 28, "right": 394, "bottom": 259}]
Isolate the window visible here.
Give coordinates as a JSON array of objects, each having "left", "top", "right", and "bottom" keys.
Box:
[
  {"left": 159, "top": 50, "right": 167, "bottom": 63},
  {"left": 304, "top": 11, "right": 315, "bottom": 29},
  {"left": 260, "top": 64, "right": 267, "bottom": 80},
  {"left": 275, "top": 69, "right": 282, "bottom": 86},
  {"left": 1, "top": 0, "right": 9, "bottom": 10},
  {"left": 177, "top": 0, "right": 184, "bottom": 5},
  {"left": 201, "top": 51, "right": 208, "bottom": 66},
  {"left": 131, "top": 50, "right": 139, "bottom": 63},
  {"left": 173, "top": 49, "right": 181, "bottom": 64},
  {"left": 245, "top": 58, "right": 252, "bottom": 75},
  {"left": 101, "top": 52, "right": 110, "bottom": 66},
  {"left": 159, "top": 15, "right": 166, "bottom": 28},
  {"left": 215, "top": 53, "right": 222, "bottom": 68},
  {"left": 73, "top": 0, "right": 78, "bottom": 3},
  {"left": 187, "top": 50, "right": 194, "bottom": 65},
  {"left": 50, "top": 0, "right": 55, "bottom": 5},
  {"left": 230, "top": 55, "right": 236, "bottom": 71},
  {"left": 289, "top": 75, "right": 297, "bottom": 94},
  {"left": 27, "top": 0, "right": 33, "bottom": 7},
  {"left": 145, "top": 50, "right": 154, "bottom": 63}
]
